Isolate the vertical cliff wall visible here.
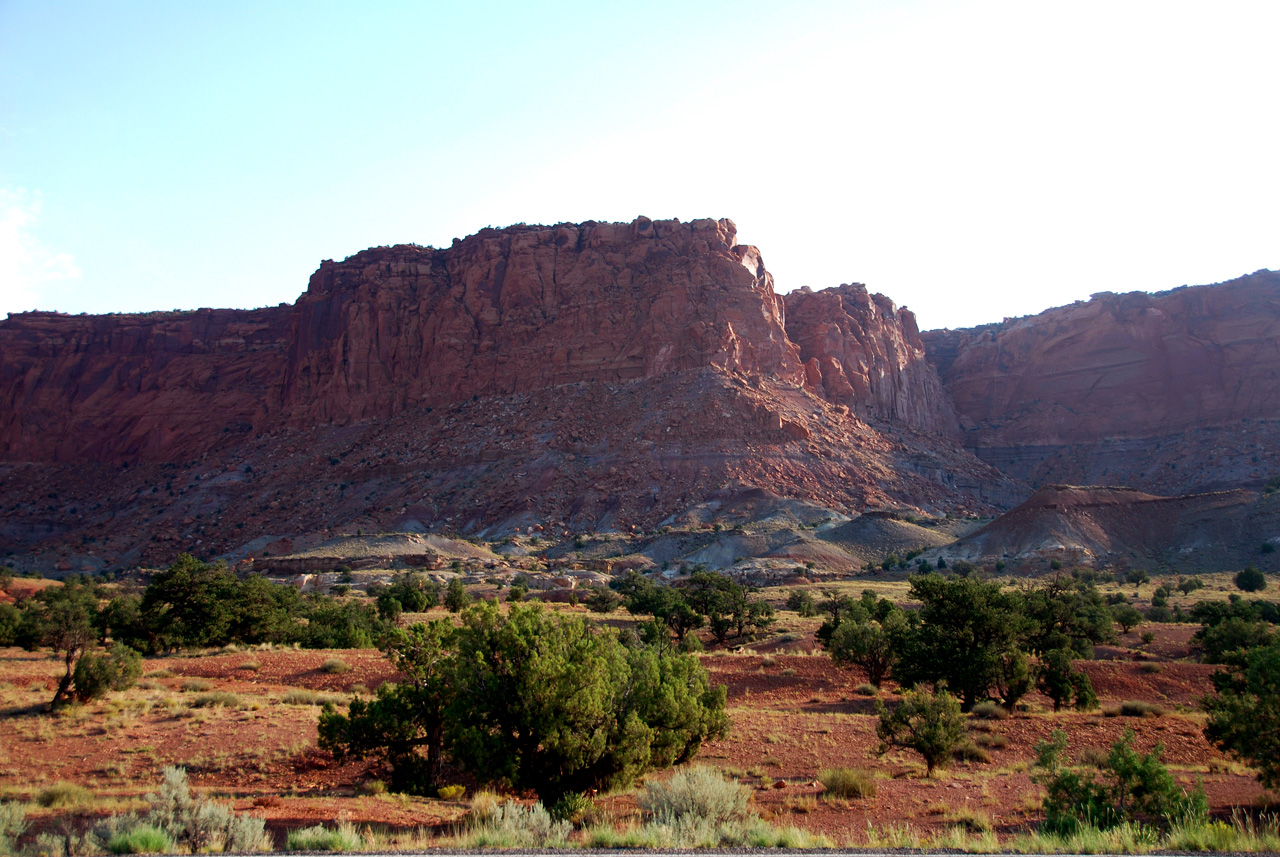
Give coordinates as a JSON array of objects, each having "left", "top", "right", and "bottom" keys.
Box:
[{"left": 784, "top": 284, "right": 960, "bottom": 437}]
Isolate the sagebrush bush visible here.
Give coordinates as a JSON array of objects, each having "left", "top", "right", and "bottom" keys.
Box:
[
  {"left": 638, "top": 766, "right": 750, "bottom": 825},
  {"left": 96, "top": 766, "right": 271, "bottom": 853},
  {"left": 819, "top": 767, "right": 877, "bottom": 799},
  {"left": 468, "top": 790, "right": 501, "bottom": 823},
  {"left": 436, "top": 785, "right": 465, "bottom": 801},
  {"left": 461, "top": 800, "right": 571, "bottom": 848},
  {"left": 319, "top": 657, "right": 350, "bottom": 674},
  {"left": 0, "top": 802, "right": 27, "bottom": 854}
]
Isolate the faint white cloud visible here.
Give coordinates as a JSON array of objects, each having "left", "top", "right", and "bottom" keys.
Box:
[{"left": 0, "top": 188, "right": 81, "bottom": 316}]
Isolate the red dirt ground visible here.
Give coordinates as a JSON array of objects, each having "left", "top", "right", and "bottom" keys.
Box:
[{"left": 0, "top": 623, "right": 1269, "bottom": 848}]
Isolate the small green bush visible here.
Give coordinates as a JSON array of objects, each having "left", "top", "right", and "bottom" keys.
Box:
[
  {"left": 1033, "top": 729, "right": 1206, "bottom": 834},
  {"left": 549, "top": 791, "right": 593, "bottom": 825},
  {"left": 785, "top": 590, "right": 817, "bottom": 618},
  {"left": 1235, "top": 567, "right": 1268, "bottom": 593},
  {"left": 180, "top": 678, "right": 211, "bottom": 692},
  {"left": 444, "top": 578, "right": 472, "bottom": 613},
  {"left": 679, "top": 633, "right": 704, "bottom": 653},
  {"left": 436, "top": 785, "right": 466, "bottom": 801},
  {"left": 819, "top": 767, "right": 877, "bottom": 799},
  {"left": 357, "top": 780, "right": 387, "bottom": 796},
  {"left": 73, "top": 643, "right": 142, "bottom": 703},
  {"left": 875, "top": 686, "right": 965, "bottom": 777},
  {"left": 319, "top": 657, "right": 350, "bottom": 674},
  {"left": 286, "top": 822, "right": 365, "bottom": 852},
  {"left": 952, "top": 741, "right": 991, "bottom": 763}
]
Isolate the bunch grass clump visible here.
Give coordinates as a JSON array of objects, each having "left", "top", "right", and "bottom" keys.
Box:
[
  {"left": 188, "top": 691, "right": 243, "bottom": 709},
  {"left": 38, "top": 781, "right": 93, "bottom": 808},
  {"left": 970, "top": 700, "right": 1009, "bottom": 720},
  {"left": 286, "top": 821, "right": 365, "bottom": 852},
  {"left": 819, "top": 767, "right": 877, "bottom": 799},
  {"left": 280, "top": 689, "right": 344, "bottom": 706},
  {"left": 1116, "top": 699, "right": 1165, "bottom": 718},
  {"left": 106, "top": 823, "right": 174, "bottom": 854}
]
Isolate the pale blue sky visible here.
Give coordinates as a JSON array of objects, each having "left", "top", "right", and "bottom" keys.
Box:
[{"left": 3, "top": 1, "right": 1278, "bottom": 329}]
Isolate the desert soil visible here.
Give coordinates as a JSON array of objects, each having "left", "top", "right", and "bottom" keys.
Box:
[{"left": 0, "top": 609, "right": 1268, "bottom": 849}]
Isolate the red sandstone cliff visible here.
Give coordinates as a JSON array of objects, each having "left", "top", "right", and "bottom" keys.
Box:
[
  {"left": 1, "top": 217, "right": 961, "bottom": 465},
  {"left": 0, "top": 307, "right": 292, "bottom": 462},
  {"left": 278, "top": 217, "right": 807, "bottom": 424},
  {"left": 922, "top": 270, "right": 1280, "bottom": 492},
  {"left": 784, "top": 284, "right": 959, "bottom": 437}
]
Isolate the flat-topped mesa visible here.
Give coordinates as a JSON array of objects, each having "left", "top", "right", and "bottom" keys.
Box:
[
  {"left": 783, "top": 284, "right": 961, "bottom": 437},
  {"left": 278, "top": 216, "right": 808, "bottom": 425},
  {"left": 2, "top": 217, "right": 839, "bottom": 463}
]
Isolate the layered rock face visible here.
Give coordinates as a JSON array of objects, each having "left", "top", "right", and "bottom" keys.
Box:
[
  {"left": 0, "top": 307, "right": 292, "bottom": 462},
  {"left": 923, "top": 270, "right": 1280, "bottom": 492},
  {"left": 0, "top": 217, "right": 961, "bottom": 465},
  {"left": 784, "top": 284, "right": 959, "bottom": 436},
  {"left": 941, "top": 484, "right": 1280, "bottom": 573},
  {"left": 279, "top": 217, "right": 807, "bottom": 424}
]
